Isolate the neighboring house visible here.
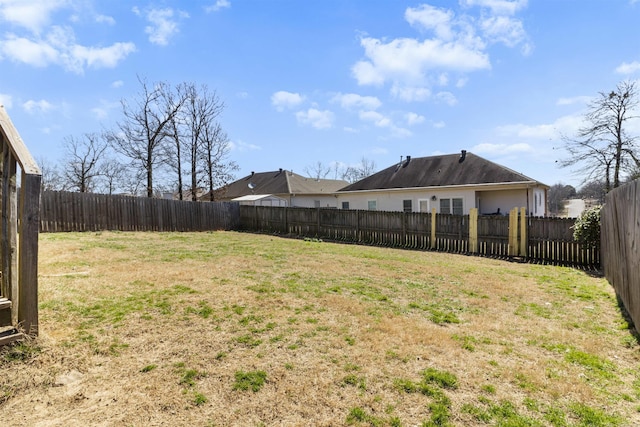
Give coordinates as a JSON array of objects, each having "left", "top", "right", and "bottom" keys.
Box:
[
  {"left": 218, "top": 169, "right": 348, "bottom": 208},
  {"left": 232, "top": 194, "right": 287, "bottom": 207},
  {"left": 336, "top": 151, "right": 548, "bottom": 216}
]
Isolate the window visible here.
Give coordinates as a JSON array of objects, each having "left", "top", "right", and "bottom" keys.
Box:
[
  {"left": 403, "top": 199, "right": 412, "bottom": 213},
  {"left": 440, "top": 198, "right": 463, "bottom": 215},
  {"left": 439, "top": 198, "right": 451, "bottom": 214},
  {"left": 419, "top": 200, "right": 430, "bottom": 213},
  {"left": 341, "top": 201, "right": 350, "bottom": 210},
  {"left": 367, "top": 200, "right": 377, "bottom": 211},
  {"left": 452, "top": 198, "right": 463, "bottom": 215},
  {"left": 314, "top": 200, "right": 321, "bottom": 208}
]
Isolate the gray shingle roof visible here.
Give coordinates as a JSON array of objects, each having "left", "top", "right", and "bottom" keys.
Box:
[
  {"left": 219, "top": 170, "right": 348, "bottom": 199},
  {"left": 338, "top": 152, "right": 545, "bottom": 192}
]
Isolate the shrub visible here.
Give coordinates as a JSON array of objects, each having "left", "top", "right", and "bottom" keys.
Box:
[{"left": 572, "top": 206, "right": 601, "bottom": 249}]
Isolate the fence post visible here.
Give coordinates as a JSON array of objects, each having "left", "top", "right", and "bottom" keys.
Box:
[
  {"left": 431, "top": 207, "right": 437, "bottom": 249},
  {"left": 469, "top": 208, "right": 478, "bottom": 253},
  {"left": 519, "top": 207, "right": 527, "bottom": 257},
  {"left": 508, "top": 207, "right": 518, "bottom": 256}
]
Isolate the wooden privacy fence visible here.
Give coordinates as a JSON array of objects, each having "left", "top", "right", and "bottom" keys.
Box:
[
  {"left": 0, "top": 106, "right": 41, "bottom": 344},
  {"left": 601, "top": 180, "right": 640, "bottom": 328},
  {"left": 239, "top": 205, "right": 600, "bottom": 268},
  {"left": 40, "top": 191, "right": 240, "bottom": 232}
]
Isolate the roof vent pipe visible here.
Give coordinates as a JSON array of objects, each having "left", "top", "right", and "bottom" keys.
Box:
[
  {"left": 405, "top": 155, "right": 411, "bottom": 165},
  {"left": 459, "top": 150, "right": 467, "bottom": 163}
]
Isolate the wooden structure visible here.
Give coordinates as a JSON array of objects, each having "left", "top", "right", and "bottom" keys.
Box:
[
  {"left": 40, "top": 191, "right": 240, "bottom": 232},
  {"left": 601, "top": 180, "right": 640, "bottom": 328},
  {"left": 239, "top": 205, "right": 600, "bottom": 268},
  {"left": 0, "top": 106, "right": 42, "bottom": 345}
]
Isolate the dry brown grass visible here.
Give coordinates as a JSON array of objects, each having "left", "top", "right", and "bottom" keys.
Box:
[{"left": 1, "top": 231, "right": 639, "bottom": 426}]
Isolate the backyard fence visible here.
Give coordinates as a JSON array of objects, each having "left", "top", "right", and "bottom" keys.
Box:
[
  {"left": 40, "top": 191, "right": 240, "bottom": 232},
  {"left": 601, "top": 179, "right": 640, "bottom": 328},
  {"left": 239, "top": 205, "right": 599, "bottom": 268}
]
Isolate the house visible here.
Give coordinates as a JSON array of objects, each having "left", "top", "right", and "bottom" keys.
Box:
[
  {"left": 336, "top": 151, "right": 548, "bottom": 216},
  {"left": 232, "top": 194, "right": 287, "bottom": 207},
  {"left": 218, "top": 169, "right": 348, "bottom": 208}
]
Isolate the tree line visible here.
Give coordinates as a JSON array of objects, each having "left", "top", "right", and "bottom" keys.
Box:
[{"left": 41, "top": 76, "right": 237, "bottom": 200}]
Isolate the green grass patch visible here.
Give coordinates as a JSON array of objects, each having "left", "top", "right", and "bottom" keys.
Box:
[{"left": 233, "top": 370, "right": 267, "bottom": 392}]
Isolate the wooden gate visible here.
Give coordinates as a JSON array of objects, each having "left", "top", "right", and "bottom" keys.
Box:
[{"left": 0, "top": 106, "right": 42, "bottom": 346}]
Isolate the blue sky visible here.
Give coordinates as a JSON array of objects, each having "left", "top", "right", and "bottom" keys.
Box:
[{"left": 1, "top": 0, "right": 640, "bottom": 189}]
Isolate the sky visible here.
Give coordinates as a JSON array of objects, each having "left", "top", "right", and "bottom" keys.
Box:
[{"left": 1, "top": 0, "right": 640, "bottom": 190}]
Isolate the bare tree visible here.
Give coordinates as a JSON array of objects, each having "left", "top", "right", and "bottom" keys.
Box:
[
  {"left": 343, "top": 157, "right": 377, "bottom": 183},
  {"left": 304, "top": 161, "right": 331, "bottom": 180},
  {"left": 37, "top": 157, "right": 66, "bottom": 191},
  {"left": 61, "top": 133, "right": 108, "bottom": 192},
  {"left": 106, "top": 76, "right": 186, "bottom": 197},
  {"left": 171, "top": 83, "right": 225, "bottom": 201},
  {"left": 199, "top": 121, "right": 238, "bottom": 201},
  {"left": 96, "top": 158, "right": 133, "bottom": 195},
  {"left": 561, "top": 80, "right": 639, "bottom": 190}
]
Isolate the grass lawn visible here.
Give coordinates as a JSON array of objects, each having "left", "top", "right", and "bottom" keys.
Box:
[{"left": 1, "top": 231, "right": 639, "bottom": 426}]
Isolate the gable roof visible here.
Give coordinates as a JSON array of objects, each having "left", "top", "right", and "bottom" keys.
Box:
[
  {"left": 219, "top": 170, "right": 348, "bottom": 199},
  {"left": 339, "top": 152, "right": 546, "bottom": 192}
]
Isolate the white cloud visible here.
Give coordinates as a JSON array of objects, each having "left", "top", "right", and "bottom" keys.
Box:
[
  {"left": 371, "top": 147, "right": 389, "bottom": 155},
  {"left": 0, "top": 93, "right": 12, "bottom": 108},
  {"left": 480, "top": 15, "right": 527, "bottom": 49},
  {"left": 331, "top": 93, "right": 382, "bottom": 110},
  {"left": 72, "top": 42, "right": 136, "bottom": 70},
  {"left": 352, "top": 36, "right": 490, "bottom": 87},
  {"left": 616, "top": 61, "right": 640, "bottom": 75},
  {"left": 0, "top": 18, "right": 135, "bottom": 73},
  {"left": 236, "top": 91, "right": 249, "bottom": 99},
  {"left": 352, "top": 2, "right": 531, "bottom": 99},
  {"left": 472, "top": 142, "right": 533, "bottom": 155},
  {"left": 495, "top": 114, "right": 583, "bottom": 139},
  {"left": 405, "top": 4, "right": 455, "bottom": 41},
  {"left": 0, "top": 0, "right": 69, "bottom": 33},
  {"left": 461, "top": 0, "right": 528, "bottom": 16},
  {"left": 23, "top": 99, "right": 53, "bottom": 114},
  {"left": 96, "top": 14, "right": 116, "bottom": 25},
  {"left": 359, "top": 110, "right": 391, "bottom": 128},
  {"left": 359, "top": 110, "right": 412, "bottom": 138},
  {"left": 296, "top": 108, "right": 334, "bottom": 129},
  {"left": 435, "top": 91, "right": 458, "bottom": 106},
  {"left": 229, "top": 140, "right": 261, "bottom": 152},
  {"left": 271, "top": 91, "right": 305, "bottom": 111},
  {"left": 91, "top": 100, "right": 120, "bottom": 120},
  {"left": 138, "top": 8, "right": 188, "bottom": 46},
  {"left": 205, "top": 0, "right": 231, "bottom": 13},
  {"left": 405, "top": 112, "right": 425, "bottom": 125},
  {"left": 556, "top": 96, "right": 591, "bottom": 106},
  {"left": 0, "top": 34, "right": 58, "bottom": 67},
  {"left": 432, "top": 120, "right": 446, "bottom": 128},
  {"left": 111, "top": 80, "right": 124, "bottom": 88},
  {"left": 391, "top": 84, "right": 431, "bottom": 102}
]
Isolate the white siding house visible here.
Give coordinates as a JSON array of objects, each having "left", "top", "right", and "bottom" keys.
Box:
[{"left": 337, "top": 152, "right": 549, "bottom": 216}]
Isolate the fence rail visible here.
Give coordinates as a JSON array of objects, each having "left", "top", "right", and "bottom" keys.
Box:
[
  {"left": 239, "top": 205, "right": 599, "bottom": 268},
  {"left": 601, "top": 180, "right": 640, "bottom": 328},
  {"left": 40, "top": 191, "right": 240, "bottom": 232}
]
